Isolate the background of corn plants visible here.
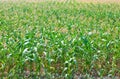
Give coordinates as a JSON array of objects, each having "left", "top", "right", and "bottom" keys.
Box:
[{"left": 0, "top": 1, "right": 120, "bottom": 78}]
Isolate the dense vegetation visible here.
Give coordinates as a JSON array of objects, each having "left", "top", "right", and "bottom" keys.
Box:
[{"left": 0, "top": 1, "right": 120, "bottom": 78}]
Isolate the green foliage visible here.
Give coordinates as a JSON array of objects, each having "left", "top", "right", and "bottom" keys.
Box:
[{"left": 0, "top": 1, "right": 120, "bottom": 78}]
